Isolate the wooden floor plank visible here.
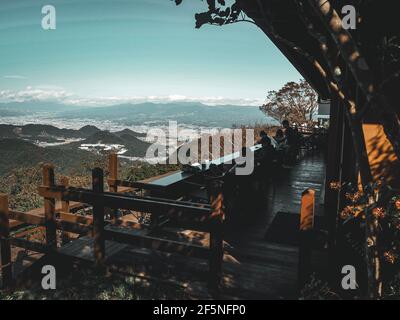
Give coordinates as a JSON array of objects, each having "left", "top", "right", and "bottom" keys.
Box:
[{"left": 58, "top": 237, "right": 127, "bottom": 262}]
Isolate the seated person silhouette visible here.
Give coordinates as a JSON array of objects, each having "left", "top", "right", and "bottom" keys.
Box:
[
  {"left": 274, "top": 129, "right": 286, "bottom": 145},
  {"left": 282, "top": 119, "right": 298, "bottom": 165},
  {"left": 274, "top": 129, "right": 286, "bottom": 165},
  {"left": 257, "top": 131, "right": 276, "bottom": 175}
]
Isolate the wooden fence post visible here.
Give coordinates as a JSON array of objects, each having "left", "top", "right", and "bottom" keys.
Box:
[
  {"left": 0, "top": 194, "right": 12, "bottom": 288},
  {"left": 108, "top": 153, "right": 118, "bottom": 193},
  {"left": 43, "top": 164, "right": 57, "bottom": 249},
  {"left": 207, "top": 179, "right": 224, "bottom": 295},
  {"left": 60, "top": 176, "right": 70, "bottom": 213},
  {"left": 92, "top": 167, "right": 105, "bottom": 265},
  {"left": 60, "top": 177, "right": 72, "bottom": 245},
  {"left": 298, "top": 188, "right": 316, "bottom": 290},
  {"left": 108, "top": 154, "right": 119, "bottom": 220}
]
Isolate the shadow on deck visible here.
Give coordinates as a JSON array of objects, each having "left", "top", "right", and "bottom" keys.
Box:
[
  {"left": 220, "top": 152, "right": 328, "bottom": 299},
  {"left": 10, "top": 153, "right": 328, "bottom": 299}
]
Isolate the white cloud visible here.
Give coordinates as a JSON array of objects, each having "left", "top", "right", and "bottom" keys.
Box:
[
  {"left": 0, "top": 86, "right": 264, "bottom": 107},
  {"left": 0, "top": 86, "right": 71, "bottom": 103}
]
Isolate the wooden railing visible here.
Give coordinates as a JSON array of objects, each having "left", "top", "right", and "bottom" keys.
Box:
[
  {"left": 107, "top": 153, "right": 196, "bottom": 196},
  {"left": 0, "top": 161, "right": 225, "bottom": 294}
]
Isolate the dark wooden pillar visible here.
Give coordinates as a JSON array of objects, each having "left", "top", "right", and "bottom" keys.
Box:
[
  {"left": 324, "top": 95, "right": 345, "bottom": 250},
  {"left": 207, "top": 179, "right": 224, "bottom": 296},
  {"left": 43, "top": 164, "right": 57, "bottom": 249},
  {"left": 92, "top": 168, "right": 105, "bottom": 266}
]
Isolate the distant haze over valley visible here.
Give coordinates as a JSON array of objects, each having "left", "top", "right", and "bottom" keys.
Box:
[
  {"left": 0, "top": 100, "right": 274, "bottom": 176},
  {"left": 0, "top": 101, "right": 274, "bottom": 133}
]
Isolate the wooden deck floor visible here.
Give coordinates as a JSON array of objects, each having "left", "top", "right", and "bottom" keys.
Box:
[
  {"left": 220, "top": 152, "right": 327, "bottom": 299},
  {"left": 49, "top": 153, "right": 328, "bottom": 300}
]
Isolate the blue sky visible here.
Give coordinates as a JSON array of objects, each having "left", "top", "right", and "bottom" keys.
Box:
[{"left": 0, "top": 0, "right": 300, "bottom": 106}]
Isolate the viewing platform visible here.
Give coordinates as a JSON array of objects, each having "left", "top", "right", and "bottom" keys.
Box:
[{"left": 1, "top": 152, "right": 327, "bottom": 299}]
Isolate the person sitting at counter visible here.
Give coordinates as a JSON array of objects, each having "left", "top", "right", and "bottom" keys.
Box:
[{"left": 274, "top": 129, "right": 286, "bottom": 146}]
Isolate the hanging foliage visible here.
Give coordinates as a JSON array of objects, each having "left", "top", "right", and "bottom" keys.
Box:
[{"left": 173, "top": 0, "right": 251, "bottom": 28}]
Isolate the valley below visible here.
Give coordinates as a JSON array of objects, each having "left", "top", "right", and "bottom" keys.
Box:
[{"left": 0, "top": 101, "right": 273, "bottom": 176}]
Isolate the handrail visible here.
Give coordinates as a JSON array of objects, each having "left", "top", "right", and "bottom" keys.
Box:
[
  {"left": 1, "top": 160, "right": 225, "bottom": 294},
  {"left": 38, "top": 186, "right": 211, "bottom": 217}
]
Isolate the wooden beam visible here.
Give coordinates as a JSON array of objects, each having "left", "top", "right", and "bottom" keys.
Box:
[
  {"left": 9, "top": 220, "right": 24, "bottom": 229},
  {"left": 307, "top": 0, "right": 400, "bottom": 166},
  {"left": 56, "top": 220, "right": 92, "bottom": 236},
  {"left": 9, "top": 210, "right": 44, "bottom": 225},
  {"left": 0, "top": 194, "right": 12, "bottom": 288},
  {"left": 59, "top": 212, "right": 93, "bottom": 225},
  {"left": 108, "top": 179, "right": 166, "bottom": 193},
  {"left": 38, "top": 186, "right": 211, "bottom": 217},
  {"left": 104, "top": 225, "right": 210, "bottom": 260},
  {"left": 113, "top": 218, "right": 148, "bottom": 230},
  {"left": 8, "top": 210, "right": 92, "bottom": 235},
  {"left": 307, "top": 0, "right": 374, "bottom": 101},
  {"left": 9, "top": 237, "right": 50, "bottom": 254}
]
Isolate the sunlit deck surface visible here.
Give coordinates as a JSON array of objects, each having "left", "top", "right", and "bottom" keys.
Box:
[{"left": 49, "top": 153, "right": 327, "bottom": 299}]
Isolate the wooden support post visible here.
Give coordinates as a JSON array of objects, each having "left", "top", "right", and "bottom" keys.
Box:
[
  {"left": 43, "top": 164, "right": 57, "bottom": 249},
  {"left": 60, "top": 176, "right": 71, "bottom": 245},
  {"left": 92, "top": 167, "right": 105, "bottom": 266},
  {"left": 59, "top": 176, "right": 70, "bottom": 244},
  {"left": 0, "top": 194, "right": 12, "bottom": 288},
  {"left": 108, "top": 153, "right": 118, "bottom": 193},
  {"left": 108, "top": 153, "right": 119, "bottom": 220},
  {"left": 207, "top": 179, "right": 224, "bottom": 295},
  {"left": 60, "top": 176, "right": 70, "bottom": 213},
  {"left": 298, "top": 188, "right": 316, "bottom": 290}
]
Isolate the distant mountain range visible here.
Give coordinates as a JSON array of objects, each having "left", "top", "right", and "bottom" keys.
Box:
[
  {"left": 0, "top": 100, "right": 273, "bottom": 176},
  {"left": 58, "top": 102, "right": 272, "bottom": 127},
  {"left": 0, "top": 123, "right": 145, "bottom": 141},
  {"left": 0, "top": 101, "right": 273, "bottom": 128},
  {"left": 0, "top": 101, "right": 74, "bottom": 113}
]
